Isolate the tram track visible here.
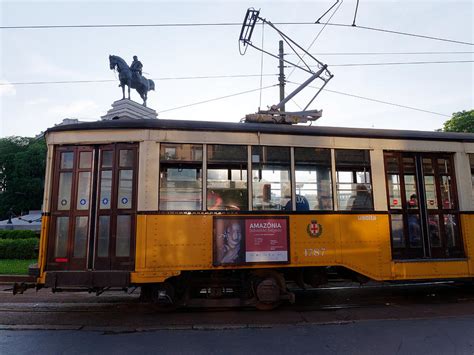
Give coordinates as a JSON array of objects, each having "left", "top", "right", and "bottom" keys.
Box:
[{"left": 1, "top": 285, "right": 474, "bottom": 333}]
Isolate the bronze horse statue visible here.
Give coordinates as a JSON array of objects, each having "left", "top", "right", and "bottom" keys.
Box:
[{"left": 109, "top": 55, "right": 155, "bottom": 106}]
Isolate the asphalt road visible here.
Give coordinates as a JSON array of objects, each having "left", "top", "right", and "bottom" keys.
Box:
[
  {"left": 1, "top": 317, "right": 474, "bottom": 355},
  {"left": 1, "top": 282, "right": 474, "bottom": 354}
]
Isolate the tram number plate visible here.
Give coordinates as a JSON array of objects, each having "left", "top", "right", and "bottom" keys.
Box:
[{"left": 304, "top": 248, "right": 326, "bottom": 257}]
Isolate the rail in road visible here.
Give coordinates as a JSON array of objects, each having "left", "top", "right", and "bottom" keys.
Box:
[{"left": 1, "top": 282, "right": 474, "bottom": 332}]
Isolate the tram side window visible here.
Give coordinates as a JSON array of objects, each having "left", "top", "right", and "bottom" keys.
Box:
[
  {"left": 335, "top": 149, "right": 373, "bottom": 211},
  {"left": 159, "top": 143, "right": 203, "bottom": 211},
  {"left": 470, "top": 154, "right": 474, "bottom": 205},
  {"left": 207, "top": 145, "right": 248, "bottom": 211},
  {"left": 252, "top": 146, "right": 291, "bottom": 210},
  {"left": 294, "top": 148, "right": 333, "bottom": 210}
]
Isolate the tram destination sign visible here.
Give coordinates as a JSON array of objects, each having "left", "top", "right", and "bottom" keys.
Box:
[{"left": 213, "top": 216, "right": 289, "bottom": 266}]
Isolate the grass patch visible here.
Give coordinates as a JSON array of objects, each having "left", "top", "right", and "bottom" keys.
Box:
[{"left": 0, "top": 259, "right": 36, "bottom": 275}]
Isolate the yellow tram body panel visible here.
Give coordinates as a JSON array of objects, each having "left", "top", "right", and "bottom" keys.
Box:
[{"left": 128, "top": 213, "right": 474, "bottom": 284}]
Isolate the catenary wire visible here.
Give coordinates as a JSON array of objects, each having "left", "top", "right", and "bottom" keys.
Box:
[
  {"left": 156, "top": 80, "right": 450, "bottom": 118},
  {"left": 3, "top": 59, "right": 472, "bottom": 87},
  {"left": 328, "top": 60, "right": 474, "bottom": 67},
  {"left": 1, "top": 73, "right": 278, "bottom": 86},
  {"left": 286, "top": 80, "right": 451, "bottom": 117},
  {"left": 291, "top": 51, "right": 474, "bottom": 56},
  {"left": 287, "top": 0, "right": 344, "bottom": 79},
  {"left": 157, "top": 84, "right": 278, "bottom": 114},
  {"left": 1, "top": 22, "right": 472, "bottom": 46}
]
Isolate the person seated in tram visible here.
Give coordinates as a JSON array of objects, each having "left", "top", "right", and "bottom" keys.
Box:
[
  {"left": 407, "top": 194, "right": 422, "bottom": 247},
  {"left": 349, "top": 184, "right": 373, "bottom": 210},
  {"left": 284, "top": 194, "right": 310, "bottom": 211},
  {"left": 207, "top": 190, "right": 224, "bottom": 210}
]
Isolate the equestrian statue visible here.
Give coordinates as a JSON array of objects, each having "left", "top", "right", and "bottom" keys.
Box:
[{"left": 109, "top": 55, "right": 155, "bottom": 107}]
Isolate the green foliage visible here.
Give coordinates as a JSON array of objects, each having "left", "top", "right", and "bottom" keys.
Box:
[
  {"left": 0, "top": 230, "right": 39, "bottom": 240},
  {"left": 0, "top": 136, "right": 47, "bottom": 220},
  {"left": 0, "top": 238, "right": 38, "bottom": 259},
  {"left": 0, "top": 259, "right": 36, "bottom": 275},
  {"left": 442, "top": 110, "right": 474, "bottom": 133}
]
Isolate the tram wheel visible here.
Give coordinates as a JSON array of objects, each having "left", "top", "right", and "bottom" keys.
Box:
[
  {"left": 251, "top": 270, "right": 286, "bottom": 311},
  {"left": 149, "top": 282, "right": 178, "bottom": 312}
]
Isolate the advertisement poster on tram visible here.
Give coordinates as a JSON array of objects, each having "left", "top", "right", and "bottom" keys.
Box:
[{"left": 213, "top": 216, "right": 289, "bottom": 266}]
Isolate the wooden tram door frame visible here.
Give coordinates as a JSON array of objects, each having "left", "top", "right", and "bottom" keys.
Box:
[
  {"left": 385, "top": 152, "right": 463, "bottom": 260},
  {"left": 94, "top": 144, "right": 138, "bottom": 271},
  {"left": 46, "top": 144, "right": 138, "bottom": 272},
  {"left": 47, "top": 146, "right": 95, "bottom": 271}
]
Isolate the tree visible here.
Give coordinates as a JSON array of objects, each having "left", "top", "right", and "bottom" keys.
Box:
[
  {"left": 441, "top": 110, "right": 474, "bottom": 133},
  {"left": 0, "top": 137, "right": 47, "bottom": 220}
]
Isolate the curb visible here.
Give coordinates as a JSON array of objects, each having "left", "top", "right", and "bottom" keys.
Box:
[{"left": 0, "top": 275, "right": 35, "bottom": 284}]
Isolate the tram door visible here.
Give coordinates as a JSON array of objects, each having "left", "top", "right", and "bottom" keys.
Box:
[
  {"left": 47, "top": 144, "right": 137, "bottom": 271},
  {"left": 93, "top": 144, "right": 137, "bottom": 270},
  {"left": 385, "top": 152, "right": 463, "bottom": 260}
]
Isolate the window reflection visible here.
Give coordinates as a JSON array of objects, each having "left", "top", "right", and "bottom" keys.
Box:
[
  {"left": 76, "top": 172, "right": 91, "bottom": 210},
  {"left": 73, "top": 216, "right": 88, "bottom": 258},
  {"left": 390, "top": 214, "right": 405, "bottom": 248},
  {"left": 79, "top": 151, "right": 92, "bottom": 169},
  {"left": 116, "top": 215, "right": 131, "bottom": 257},
  {"left": 160, "top": 144, "right": 203, "bottom": 211},
  {"left": 294, "top": 147, "right": 332, "bottom": 211},
  {"left": 335, "top": 150, "right": 372, "bottom": 211},
  {"left": 97, "top": 216, "right": 110, "bottom": 257},
  {"left": 54, "top": 217, "right": 69, "bottom": 258},
  {"left": 207, "top": 145, "right": 248, "bottom": 211},
  {"left": 251, "top": 146, "right": 291, "bottom": 211},
  {"left": 100, "top": 171, "right": 112, "bottom": 209},
  {"left": 60, "top": 152, "right": 74, "bottom": 169},
  {"left": 57, "top": 172, "right": 72, "bottom": 210},
  {"left": 118, "top": 170, "right": 133, "bottom": 209}
]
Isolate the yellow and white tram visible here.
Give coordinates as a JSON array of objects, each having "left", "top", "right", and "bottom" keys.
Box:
[{"left": 32, "top": 118, "right": 474, "bottom": 308}]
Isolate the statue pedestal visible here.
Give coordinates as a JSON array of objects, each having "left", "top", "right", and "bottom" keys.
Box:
[{"left": 101, "top": 99, "right": 158, "bottom": 120}]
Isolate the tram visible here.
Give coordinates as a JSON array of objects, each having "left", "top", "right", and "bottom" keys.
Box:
[{"left": 30, "top": 118, "right": 474, "bottom": 308}]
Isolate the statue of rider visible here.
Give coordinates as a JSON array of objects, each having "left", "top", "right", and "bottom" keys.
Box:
[{"left": 130, "top": 55, "right": 143, "bottom": 82}]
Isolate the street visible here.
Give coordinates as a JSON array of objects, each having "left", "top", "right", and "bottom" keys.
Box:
[{"left": 1, "top": 282, "right": 474, "bottom": 354}]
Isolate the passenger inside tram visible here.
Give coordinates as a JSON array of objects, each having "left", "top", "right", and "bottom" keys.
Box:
[
  {"left": 407, "top": 195, "right": 422, "bottom": 247},
  {"left": 349, "top": 184, "right": 373, "bottom": 210}
]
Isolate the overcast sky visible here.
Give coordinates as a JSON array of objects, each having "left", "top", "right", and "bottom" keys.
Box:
[{"left": 1, "top": 0, "right": 473, "bottom": 137}]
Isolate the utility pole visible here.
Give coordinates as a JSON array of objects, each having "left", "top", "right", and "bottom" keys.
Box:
[{"left": 278, "top": 40, "right": 285, "bottom": 112}]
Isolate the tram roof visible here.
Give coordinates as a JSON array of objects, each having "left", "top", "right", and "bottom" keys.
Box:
[{"left": 46, "top": 118, "right": 474, "bottom": 142}]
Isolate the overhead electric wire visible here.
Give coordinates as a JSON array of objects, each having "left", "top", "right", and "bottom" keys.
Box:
[
  {"left": 3, "top": 59, "right": 471, "bottom": 87},
  {"left": 286, "top": 80, "right": 451, "bottom": 117},
  {"left": 291, "top": 51, "right": 474, "bottom": 56},
  {"left": 328, "top": 60, "right": 474, "bottom": 67},
  {"left": 287, "top": 0, "right": 343, "bottom": 79},
  {"left": 352, "top": 0, "right": 360, "bottom": 26},
  {"left": 1, "top": 21, "right": 472, "bottom": 46},
  {"left": 1, "top": 73, "right": 277, "bottom": 86},
  {"left": 329, "top": 23, "right": 474, "bottom": 46},
  {"left": 157, "top": 84, "right": 278, "bottom": 114}
]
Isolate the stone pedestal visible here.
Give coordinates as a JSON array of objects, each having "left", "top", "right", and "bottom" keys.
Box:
[{"left": 101, "top": 99, "right": 158, "bottom": 120}]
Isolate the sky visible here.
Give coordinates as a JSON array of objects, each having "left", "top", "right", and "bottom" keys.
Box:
[{"left": 0, "top": 0, "right": 473, "bottom": 138}]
